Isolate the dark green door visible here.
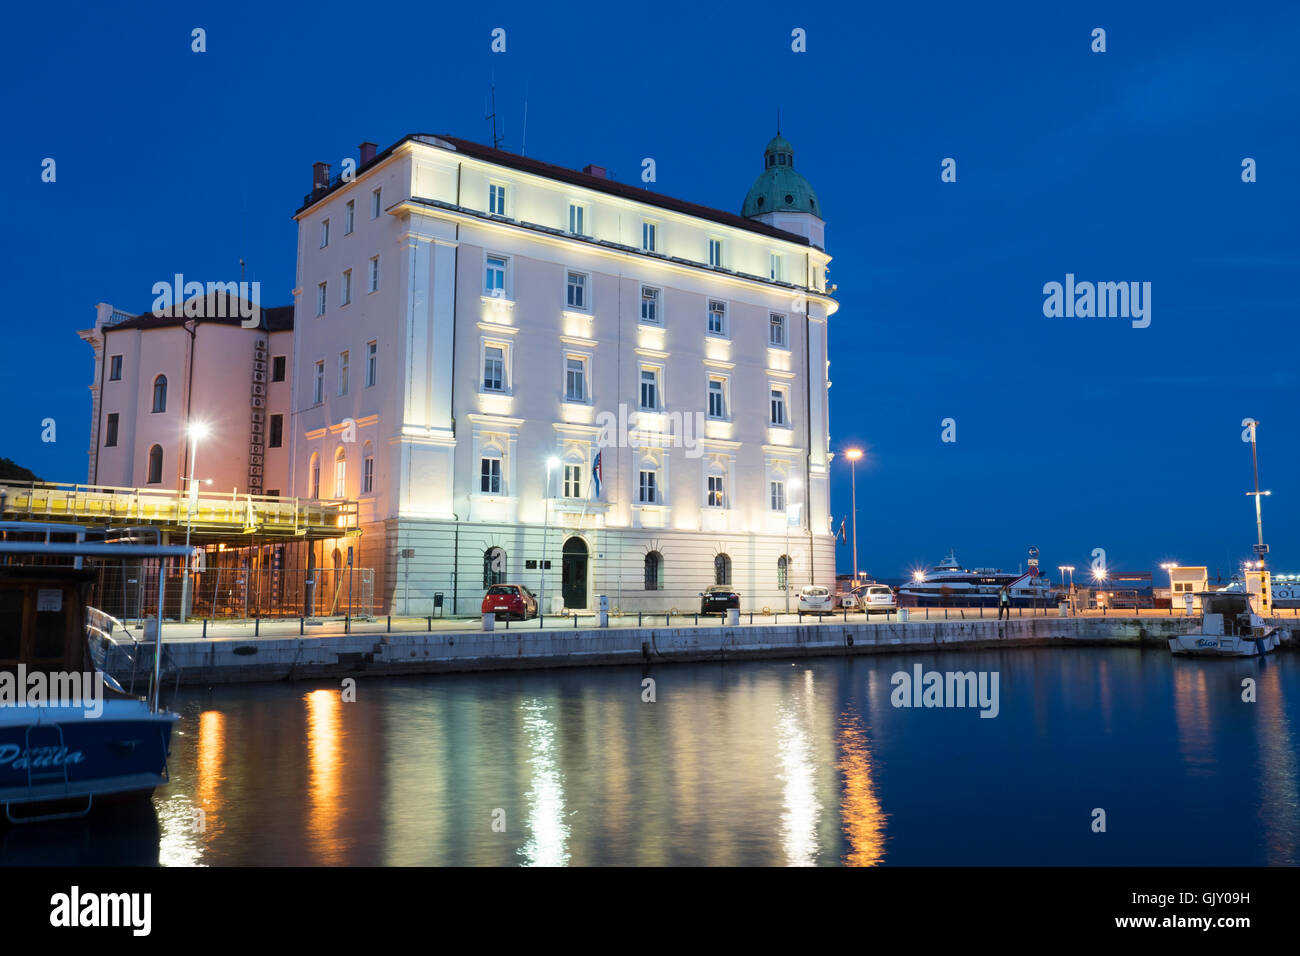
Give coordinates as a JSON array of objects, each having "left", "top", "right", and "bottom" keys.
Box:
[{"left": 561, "top": 538, "right": 588, "bottom": 609}]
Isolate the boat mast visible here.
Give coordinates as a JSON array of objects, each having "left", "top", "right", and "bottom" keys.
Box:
[{"left": 1245, "top": 419, "right": 1268, "bottom": 568}]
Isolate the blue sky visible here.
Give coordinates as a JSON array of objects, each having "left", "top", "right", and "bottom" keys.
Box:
[{"left": 2, "top": 1, "right": 1297, "bottom": 580}]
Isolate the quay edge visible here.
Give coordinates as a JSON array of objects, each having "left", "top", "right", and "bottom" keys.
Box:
[{"left": 104, "top": 617, "right": 1298, "bottom": 686}]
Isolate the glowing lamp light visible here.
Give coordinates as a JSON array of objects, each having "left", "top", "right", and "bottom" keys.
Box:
[
  {"left": 187, "top": 421, "right": 211, "bottom": 440},
  {"left": 845, "top": 448, "right": 863, "bottom": 461},
  {"left": 912, "top": 570, "right": 926, "bottom": 583}
]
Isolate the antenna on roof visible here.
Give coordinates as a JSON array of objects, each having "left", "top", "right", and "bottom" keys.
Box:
[
  {"left": 776, "top": 106, "right": 781, "bottom": 135},
  {"left": 485, "top": 78, "right": 503, "bottom": 149},
  {"left": 239, "top": 258, "right": 245, "bottom": 281}
]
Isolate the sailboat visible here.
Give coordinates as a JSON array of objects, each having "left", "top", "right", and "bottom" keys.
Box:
[{"left": 1169, "top": 420, "right": 1281, "bottom": 658}]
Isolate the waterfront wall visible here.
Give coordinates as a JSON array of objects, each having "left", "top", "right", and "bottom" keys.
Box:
[{"left": 104, "top": 615, "right": 1280, "bottom": 686}]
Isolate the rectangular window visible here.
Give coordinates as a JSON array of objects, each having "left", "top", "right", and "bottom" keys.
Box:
[
  {"left": 566, "top": 271, "right": 587, "bottom": 310},
  {"left": 642, "top": 221, "right": 656, "bottom": 252},
  {"left": 313, "top": 360, "right": 324, "bottom": 404},
  {"left": 565, "top": 356, "right": 587, "bottom": 402},
  {"left": 483, "top": 345, "right": 505, "bottom": 391},
  {"left": 707, "top": 300, "right": 727, "bottom": 336},
  {"left": 108, "top": 355, "right": 122, "bottom": 381},
  {"left": 770, "top": 480, "right": 786, "bottom": 512},
  {"left": 317, "top": 282, "right": 327, "bottom": 316},
  {"left": 268, "top": 414, "right": 283, "bottom": 448},
  {"left": 639, "top": 367, "right": 659, "bottom": 410},
  {"left": 271, "top": 355, "right": 286, "bottom": 382},
  {"left": 638, "top": 470, "right": 658, "bottom": 504},
  {"left": 366, "top": 341, "right": 377, "bottom": 387},
  {"left": 770, "top": 253, "right": 781, "bottom": 281},
  {"left": 334, "top": 455, "right": 346, "bottom": 498},
  {"left": 368, "top": 255, "right": 379, "bottom": 293},
  {"left": 363, "top": 455, "right": 374, "bottom": 494},
  {"left": 568, "top": 203, "right": 585, "bottom": 235},
  {"left": 769, "top": 312, "right": 787, "bottom": 347},
  {"left": 480, "top": 457, "right": 502, "bottom": 494},
  {"left": 707, "top": 475, "right": 725, "bottom": 508},
  {"left": 104, "top": 413, "right": 119, "bottom": 447},
  {"left": 320, "top": 219, "right": 329, "bottom": 247},
  {"left": 770, "top": 388, "right": 787, "bottom": 426},
  {"left": 338, "top": 350, "right": 349, "bottom": 395},
  {"left": 341, "top": 269, "right": 352, "bottom": 306},
  {"left": 371, "top": 187, "right": 381, "bottom": 219},
  {"left": 563, "top": 464, "right": 582, "bottom": 499},
  {"left": 708, "top": 238, "right": 723, "bottom": 268},
  {"left": 488, "top": 183, "right": 506, "bottom": 216},
  {"left": 344, "top": 200, "right": 355, "bottom": 235},
  {"left": 485, "top": 255, "right": 507, "bottom": 295},
  {"left": 707, "top": 378, "right": 726, "bottom": 419},
  {"left": 640, "top": 286, "right": 660, "bottom": 324}
]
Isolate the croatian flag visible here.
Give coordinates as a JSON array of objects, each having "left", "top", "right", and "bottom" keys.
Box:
[{"left": 592, "top": 451, "right": 603, "bottom": 499}]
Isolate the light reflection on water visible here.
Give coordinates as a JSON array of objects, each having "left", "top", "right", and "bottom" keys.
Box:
[{"left": 6, "top": 647, "right": 1297, "bottom": 866}]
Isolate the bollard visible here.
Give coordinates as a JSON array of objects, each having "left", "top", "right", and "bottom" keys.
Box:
[
  {"left": 427, "top": 616, "right": 432, "bottom": 631},
  {"left": 639, "top": 611, "right": 643, "bottom": 627},
  {"left": 300, "top": 616, "right": 304, "bottom": 635},
  {"left": 750, "top": 612, "right": 753, "bottom": 625},
  {"left": 925, "top": 608, "right": 929, "bottom": 620},
  {"left": 540, "top": 614, "right": 544, "bottom": 629},
  {"left": 1018, "top": 606, "right": 1022, "bottom": 618},
  {"left": 695, "top": 614, "right": 699, "bottom": 625},
  {"left": 666, "top": 614, "right": 670, "bottom": 627},
  {"left": 202, "top": 619, "right": 208, "bottom": 639},
  {"left": 945, "top": 608, "right": 948, "bottom": 620},
  {"left": 255, "top": 617, "right": 260, "bottom": 637},
  {"left": 387, "top": 615, "right": 392, "bottom": 633},
  {"left": 573, "top": 614, "right": 578, "bottom": 628}
]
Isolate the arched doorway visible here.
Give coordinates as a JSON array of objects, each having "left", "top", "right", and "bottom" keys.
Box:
[{"left": 562, "top": 537, "right": 588, "bottom": 609}]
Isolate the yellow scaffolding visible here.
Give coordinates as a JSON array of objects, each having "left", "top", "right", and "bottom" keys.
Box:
[{"left": 0, "top": 481, "right": 359, "bottom": 541}]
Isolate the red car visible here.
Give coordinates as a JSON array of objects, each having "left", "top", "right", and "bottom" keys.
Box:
[{"left": 482, "top": 584, "right": 539, "bottom": 620}]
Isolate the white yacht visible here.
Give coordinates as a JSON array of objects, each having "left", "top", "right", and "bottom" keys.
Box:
[{"left": 897, "top": 550, "right": 1057, "bottom": 607}]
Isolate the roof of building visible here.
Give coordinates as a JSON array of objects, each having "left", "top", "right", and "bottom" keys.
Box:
[
  {"left": 741, "top": 133, "right": 823, "bottom": 220},
  {"left": 297, "top": 133, "right": 813, "bottom": 246},
  {"left": 105, "top": 295, "right": 293, "bottom": 333}
]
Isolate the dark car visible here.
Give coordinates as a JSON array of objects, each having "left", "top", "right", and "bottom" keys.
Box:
[
  {"left": 481, "top": 584, "right": 539, "bottom": 620},
  {"left": 699, "top": 585, "right": 741, "bottom": 615}
]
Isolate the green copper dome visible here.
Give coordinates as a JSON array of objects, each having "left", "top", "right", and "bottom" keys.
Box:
[{"left": 741, "top": 133, "right": 822, "bottom": 219}]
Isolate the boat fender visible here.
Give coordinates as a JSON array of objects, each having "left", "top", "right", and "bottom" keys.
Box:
[{"left": 232, "top": 645, "right": 258, "bottom": 656}]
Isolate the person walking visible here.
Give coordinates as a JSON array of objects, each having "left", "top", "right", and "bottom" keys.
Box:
[{"left": 998, "top": 586, "right": 1011, "bottom": 620}]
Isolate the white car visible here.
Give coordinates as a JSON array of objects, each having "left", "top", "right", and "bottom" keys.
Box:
[
  {"left": 839, "top": 590, "right": 861, "bottom": 609},
  {"left": 858, "top": 584, "right": 897, "bottom": 615},
  {"left": 797, "top": 585, "right": 834, "bottom": 617}
]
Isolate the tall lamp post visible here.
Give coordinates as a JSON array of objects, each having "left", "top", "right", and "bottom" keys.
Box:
[
  {"left": 541, "top": 456, "right": 559, "bottom": 614},
  {"left": 181, "top": 421, "right": 210, "bottom": 620},
  {"left": 1059, "top": 565, "right": 1075, "bottom": 612},
  {"left": 844, "top": 448, "right": 863, "bottom": 586},
  {"left": 1160, "top": 562, "right": 1176, "bottom": 612},
  {"left": 784, "top": 477, "right": 802, "bottom": 614}
]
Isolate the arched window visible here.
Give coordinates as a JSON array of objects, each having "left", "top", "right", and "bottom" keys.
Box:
[
  {"left": 644, "top": 551, "right": 663, "bottom": 591},
  {"left": 333, "top": 446, "right": 346, "bottom": 497},
  {"left": 309, "top": 452, "right": 321, "bottom": 499},
  {"left": 146, "top": 444, "right": 163, "bottom": 484},
  {"left": 483, "top": 547, "right": 507, "bottom": 588},
  {"left": 714, "top": 553, "right": 732, "bottom": 586},
  {"left": 777, "top": 554, "right": 790, "bottom": 591},
  {"left": 152, "top": 375, "right": 168, "bottom": 413}
]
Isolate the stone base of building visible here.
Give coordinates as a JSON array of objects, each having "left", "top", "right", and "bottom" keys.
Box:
[{"left": 357, "top": 516, "right": 836, "bottom": 617}]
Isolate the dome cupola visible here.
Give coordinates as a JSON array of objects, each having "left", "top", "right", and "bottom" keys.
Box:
[{"left": 741, "top": 132, "right": 822, "bottom": 220}]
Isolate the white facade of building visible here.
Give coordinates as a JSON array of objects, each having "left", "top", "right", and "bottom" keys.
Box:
[{"left": 290, "top": 133, "right": 838, "bottom": 614}]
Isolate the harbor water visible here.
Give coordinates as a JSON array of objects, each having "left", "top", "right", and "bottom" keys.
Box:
[{"left": 3, "top": 646, "right": 1297, "bottom": 866}]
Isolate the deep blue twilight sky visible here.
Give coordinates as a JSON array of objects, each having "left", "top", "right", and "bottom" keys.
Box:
[{"left": 2, "top": 1, "right": 1297, "bottom": 581}]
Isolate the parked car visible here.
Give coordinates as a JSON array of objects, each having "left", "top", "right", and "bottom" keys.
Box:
[
  {"left": 839, "top": 590, "right": 861, "bottom": 609},
  {"left": 700, "top": 585, "right": 741, "bottom": 615},
  {"left": 858, "top": 584, "right": 898, "bottom": 615},
  {"left": 482, "top": 584, "right": 539, "bottom": 620},
  {"left": 797, "top": 585, "right": 834, "bottom": 617}
]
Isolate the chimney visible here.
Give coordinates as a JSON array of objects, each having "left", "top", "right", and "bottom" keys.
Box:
[
  {"left": 359, "top": 141, "right": 377, "bottom": 165},
  {"left": 582, "top": 164, "right": 607, "bottom": 179},
  {"left": 312, "top": 162, "right": 331, "bottom": 192}
]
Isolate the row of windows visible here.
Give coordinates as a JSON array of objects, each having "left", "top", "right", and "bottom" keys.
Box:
[
  {"left": 487, "top": 258, "right": 791, "bottom": 347},
  {"left": 318, "top": 257, "right": 380, "bottom": 315},
  {"left": 481, "top": 548, "right": 793, "bottom": 592},
  {"left": 109, "top": 356, "right": 287, "bottom": 412},
  {"left": 311, "top": 341, "right": 378, "bottom": 404},
  {"left": 478, "top": 455, "right": 791, "bottom": 512},
  {"left": 480, "top": 343, "right": 791, "bottom": 424},
  {"left": 471, "top": 183, "right": 788, "bottom": 279},
  {"left": 320, "top": 188, "right": 383, "bottom": 248},
  {"left": 308, "top": 445, "right": 375, "bottom": 499}
]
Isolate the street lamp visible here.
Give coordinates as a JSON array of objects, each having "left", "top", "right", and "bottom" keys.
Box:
[
  {"left": 844, "top": 448, "right": 863, "bottom": 587},
  {"left": 181, "top": 421, "right": 210, "bottom": 620},
  {"left": 1060, "top": 565, "right": 1075, "bottom": 611},
  {"left": 541, "top": 456, "right": 560, "bottom": 614},
  {"left": 784, "top": 477, "right": 802, "bottom": 614}
]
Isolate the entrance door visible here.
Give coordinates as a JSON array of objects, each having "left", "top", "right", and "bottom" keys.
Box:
[{"left": 561, "top": 538, "right": 588, "bottom": 610}]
